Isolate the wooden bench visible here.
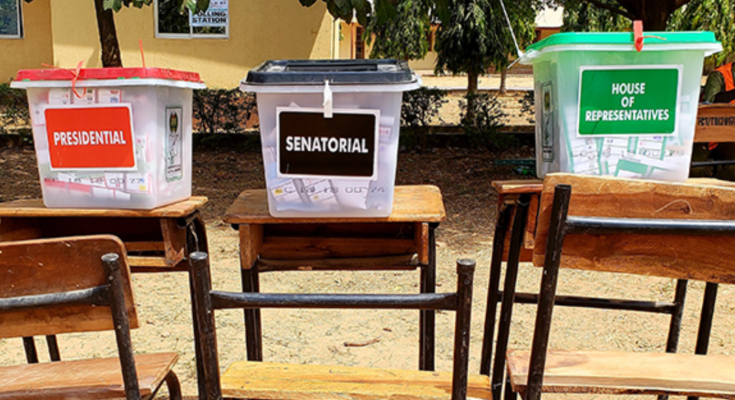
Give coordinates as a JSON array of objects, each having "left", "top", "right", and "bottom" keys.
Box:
[
  {"left": 506, "top": 174, "right": 735, "bottom": 400},
  {"left": 188, "top": 251, "right": 485, "bottom": 400},
  {"left": 0, "top": 236, "right": 181, "bottom": 400}
]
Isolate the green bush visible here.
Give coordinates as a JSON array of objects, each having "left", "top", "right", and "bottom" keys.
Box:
[
  {"left": 400, "top": 87, "right": 448, "bottom": 152},
  {"left": 459, "top": 92, "right": 515, "bottom": 151},
  {"left": 519, "top": 90, "right": 535, "bottom": 124},
  {"left": 0, "top": 83, "right": 30, "bottom": 134},
  {"left": 193, "top": 88, "right": 257, "bottom": 135}
]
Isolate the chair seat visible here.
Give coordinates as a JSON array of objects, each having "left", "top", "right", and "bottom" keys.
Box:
[
  {"left": 0, "top": 352, "right": 178, "bottom": 400},
  {"left": 507, "top": 349, "right": 735, "bottom": 399},
  {"left": 221, "top": 361, "right": 492, "bottom": 400}
]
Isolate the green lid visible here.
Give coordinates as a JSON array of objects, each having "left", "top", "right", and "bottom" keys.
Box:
[{"left": 527, "top": 31, "right": 719, "bottom": 52}]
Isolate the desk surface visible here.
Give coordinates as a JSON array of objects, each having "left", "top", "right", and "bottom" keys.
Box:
[
  {"left": 0, "top": 197, "right": 208, "bottom": 218},
  {"left": 224, "top": 185, "right": 446, "bottom": 224},
  {"left": 493, "top": 177, "right": 735, "bottom": 196}
]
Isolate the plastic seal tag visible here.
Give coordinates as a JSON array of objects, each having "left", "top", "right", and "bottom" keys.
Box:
[{"left": 323, "top": 80, "right": 333, "bottom": 118}]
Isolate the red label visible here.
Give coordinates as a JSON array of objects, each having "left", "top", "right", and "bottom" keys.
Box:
[{"left": 44, "top": 105, "right": 136, "bottom": 170}]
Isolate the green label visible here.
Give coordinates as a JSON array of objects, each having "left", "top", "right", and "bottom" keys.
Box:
[{"left": 578, "top": 67, "right": 680, "bottom": 136}]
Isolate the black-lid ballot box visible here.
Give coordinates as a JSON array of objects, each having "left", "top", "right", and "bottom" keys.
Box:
[{"left": 241, "top": 60, "right": 421, "bottom": 218}]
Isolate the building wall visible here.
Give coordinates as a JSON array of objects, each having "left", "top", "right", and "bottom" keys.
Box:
[
  {"left": 338, "top": 22, "right": 438, "bottom": 71},
  {"left": 49, "top": 0, "right": 336, "bottom": 88},
  {"left": 0, "top": 0, "right": 54, "bottom": 83}
]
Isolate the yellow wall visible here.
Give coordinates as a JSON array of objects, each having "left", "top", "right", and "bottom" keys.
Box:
[
  {"left": 49, "top": 0, "right": 335, "bottom": 88},
  {"left": 0, "top": 0, "right": 54, "bottom": 83}
]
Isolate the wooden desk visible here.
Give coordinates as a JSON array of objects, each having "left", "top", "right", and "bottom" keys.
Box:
[
  {"left": 695, "top": 104, "right": 735, "bottom": 143},
  {"left": 0, "top": 197, "right": 209, "bottom": 272},
  {"left": 223, "top": 185, "right": 446, "bottom": 371},
  {"left": 482, "top": 177, "right": 730, "bottom": 400}
]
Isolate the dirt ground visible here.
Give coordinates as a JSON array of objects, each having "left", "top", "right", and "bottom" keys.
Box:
[{"left": 2, "top": 76, "right": 735, "bottom": 400}]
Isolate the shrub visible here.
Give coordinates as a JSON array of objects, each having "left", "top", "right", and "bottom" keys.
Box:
[
  {"left": 519, "top": 90, "right": 535, "bottom": 124},
  {"left": 193, "top": 88, "right": 257, "bottom": 135},
  {"left": 459, "top": 92, "right": 515, "bottom": 151},
  {"left": 400, "top": 87, "right": 448, "bottom": 152},
  {"left": 0, "top": 83, "right": 30, "bottom": 134}
]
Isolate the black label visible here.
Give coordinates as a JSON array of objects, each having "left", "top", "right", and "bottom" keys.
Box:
[{"left": 278, "top": 111, "right": 377, "bottom": 178}]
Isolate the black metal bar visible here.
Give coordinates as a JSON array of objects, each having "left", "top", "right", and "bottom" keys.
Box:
[
  {"left": 525, "top": 184, "right": 572, "bottom": 400},
  {"left": 0, "top": 286, "right": 109, "bottom": 312},
  {"left": 452, "top": 259, "right": 475, "bottom": 400},
  {"left": 211, "top": 291, "right": 459, "bottom": 311},
  {"left": 189, "top": 252, "right": 223, "bottom": 400},
  {"left": 491, "top": 194, "right": 530, "bottom": 400},
  {"left": 187, "top": 215, "right": 209, "bottom": 400},
  {"left": 691, "top": 160, "right": 735, "bottom": 168},
  {"left": 102, "top": 253, "right": 141, "bottom": 400},
  {"left": 503, "top": 374, "right": 517, "bottom": 400},
  {"left": 177, "top": 211, "right": 200, "bottom": 230},
  {"left": 46, "top": 335, "right": 61, "bottom": 362},
  {"left": 687, "top": 282, "right": 719, "bottom": 400},
  {"left": 480, "top": 205, "right": 512, "bottom": 376},
  {"left": 23, "top": 337, "right": 38, "bottom": 364},
  {"left": 420, "top": 222, "right": 438, "bottom": 371},
  {"left": 566, "top": 216, "right": 735, "bottom": 236},
  {"left": 665, "top": 279, "right": 688, "bottom": 352},
  {"left": 241, "top": 266, "right": 263, "bottom": 361},
  {"left": 509, "top": 292, "right": 678, "bottom": 314}
]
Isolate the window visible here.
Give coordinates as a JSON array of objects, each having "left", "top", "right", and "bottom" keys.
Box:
[
  {"left": 0, "top": 0, "right": 22, "bottom": 39},
  {"left": 155, "top": 0, "right": 228, "bottom": 39}
]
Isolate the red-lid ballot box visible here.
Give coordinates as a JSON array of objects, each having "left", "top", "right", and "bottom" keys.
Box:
[{"left": 11, "top": 67, "right": 206, "bottom": 209}]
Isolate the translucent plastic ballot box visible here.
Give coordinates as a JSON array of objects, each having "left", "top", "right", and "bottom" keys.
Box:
[
  {"left": 519, "top": 31, "right": 722, "bottom": 181},
  {"left": 240, "top": 60, "right": 421, "bottom": 218},
  {"left": 11, "top": 67, "right": 206, "bottom": 209}
]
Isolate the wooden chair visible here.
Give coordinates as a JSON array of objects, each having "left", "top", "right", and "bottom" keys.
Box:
[
  {"left": 188, "top": 251, "right": 489, "bottom": 400},
  {"left": 0, "top": 235, "right": 181, "bottom": 400},
  {"left": 506, "top": 174, "right": 735, "bottom": 400}
]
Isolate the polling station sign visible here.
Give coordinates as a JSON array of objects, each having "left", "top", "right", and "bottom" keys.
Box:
[
  {"left": 44, "top": 104, "right": 136, "bottom": 171},
  {"left": 191, "top": 0, "right": 228, "bottom": 27},
  {"left": 577, "top": 66, "right": 682, "bottom": 137},
  {"left": 276, "top": 107, "right": 379, "bottom": 180}
]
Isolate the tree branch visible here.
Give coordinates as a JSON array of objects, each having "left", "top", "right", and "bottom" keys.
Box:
[
  {"left": 580, "top": 0, "right": 637, "bottom": 20},
  {"left": 673, "top": 0, "right": 692, "bottom": 9}
]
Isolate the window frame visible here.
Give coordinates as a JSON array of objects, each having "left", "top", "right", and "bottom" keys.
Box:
[
  {"left": 154, "top": 0, "right": 229, "bottom": 40},
  {"left": 0, "top": 0, "right": 24, "bottom": 40}
]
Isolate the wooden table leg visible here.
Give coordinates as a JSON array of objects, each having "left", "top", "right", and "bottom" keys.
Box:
[
  {"left": 238, "top": 224, "right": 264, "bottom": 361},
  {"left": 419, "top": 222, "right": 438, "bottom": 371}
]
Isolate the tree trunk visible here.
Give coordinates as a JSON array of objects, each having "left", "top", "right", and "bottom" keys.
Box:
[
  {"left": 499, "top": 67, "right": 507, "bottom": 95},
  {"left": 466, "top": 70, "right": 479, "bottom": 120},
  {"left": 94, "top": 0, "right": 122, "bottom": 67},
  {"left": 616, "top": 0, "right": 691, "bottom": 31}
]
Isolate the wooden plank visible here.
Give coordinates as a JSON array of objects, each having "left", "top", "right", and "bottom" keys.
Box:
[
  {"left": 0, "top": 235, "right": 138, "bottom": 338},
  {"left": 240, "top": 224, "right": 263, "bottom": 269},
  {"left": 128, "top": 256, "right": 170, "bottom": 268},
  {"left": 0, "top": 197, "right": 208, "bottom": 218},
  {"left": 524, "top": 194, "right": 539, "bottom": 250},
  {"left": 223, "top": 186, "right": 446, "bottom": 224},
  {"left": 415, "top": 222, "right": 429, "bottom": 265},
  {"left": 533, "top": 174, "right": 735, "bottom": 284},
  {"left": 264, "top": 223, "right": 416, "bottom": 238},
  {"left": 0, "top": 218, "right": 41, "bottom": 242},
  {"left": 260, "top": 236, "right": 417, "bottom": 260},
  {"left": 124, "top": 241, "right": 165, "bottom": 252},
  {"left": 507, "top": 349, "right": 735, "bottom": 399},
  {"left": 256, "top": 255, "right": 419, "bottom": 271},
  {"left": 221, "top": 361, "right": 492, "bottom": 400},
  {"left": 492, "top": 180, "right": 544, "bottom": 195},
  {"left": 0, "top": 352, "right": 178, "bottom": 400},
  {"left": 694, "top": 104, "right": 735, "bottom": 143},
  {"left": 160, "top": 219, "right": 186, "bottom": 268}
]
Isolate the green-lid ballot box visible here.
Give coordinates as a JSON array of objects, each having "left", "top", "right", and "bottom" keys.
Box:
[{"left": 519, "top": 31, "right": 722, "bottom": 181}]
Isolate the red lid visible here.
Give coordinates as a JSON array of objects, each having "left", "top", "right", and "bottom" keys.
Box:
[{"left": 15, "top": 67, "right": 203, "bottom": 83}]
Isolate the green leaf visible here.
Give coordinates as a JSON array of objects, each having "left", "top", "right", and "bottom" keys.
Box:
[
  {"left": 299, "top": 0, "right": 319, "bottom": 6},
  {"left": 103, "top": 0, "right": 123, "bottom": 12},
  {"left": 196, "top": 0, "right": 210, "bottom": 12}
]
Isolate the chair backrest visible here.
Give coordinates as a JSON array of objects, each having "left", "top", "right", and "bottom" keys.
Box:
[
  {"left": 533, "top": 174, "right": 735, "bottom": 284},
  {"left": 0, "top": 235, "right": 138, "bottom": 339}
]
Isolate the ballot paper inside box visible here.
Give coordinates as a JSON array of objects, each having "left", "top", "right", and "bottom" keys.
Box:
[{"left": 11, "top": 67, "right": 206, "bottom": 209}]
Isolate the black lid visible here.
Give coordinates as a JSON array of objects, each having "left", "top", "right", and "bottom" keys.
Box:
[{"left": 244, "top": 59, "right": 415, "bottom": 85}]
